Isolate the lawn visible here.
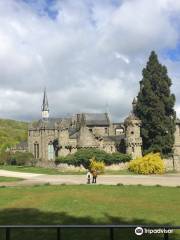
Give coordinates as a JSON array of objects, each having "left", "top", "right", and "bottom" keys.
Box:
[
  {"left": 0, "top": 165, "right": 85, "bottom": 175},
  {"left": 0, "top": 176, "right": 23, "bottom": 182},
  {"left": 0, "top": 185, "right": 179, "bottom": 240},
  {"left": 0, "top": 165, "right": 133, "bottom": 175}
]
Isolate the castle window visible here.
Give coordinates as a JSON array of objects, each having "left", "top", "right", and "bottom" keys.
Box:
[
  {"left": 105, "top": 128, "right": 108, "bottom": 134},
  {"left": 48, "top": 142, "right": 54, "bottom": 160},
  {"left": 34, "top": 142, "right": 39, "bottom": 159},
  {"left": 37, "top": 144, "right": 39, "bottom": 158},
  {"left": 34, "top": 144, "right": 36, "bottom": 157},
  {"left": 131, "top": 131, "right": 134, "bottom": 135}
]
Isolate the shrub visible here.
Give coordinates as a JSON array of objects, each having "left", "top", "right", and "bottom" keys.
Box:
[
  {"left": 11, "top": 152, "right": 35, "bottom": 166},
  {"left": 111, "top": 152, "right": 131, "bottom": 164},
  {"left": 0, "top": 151, "right": 35, "bottom": 166},
  {"left": 0, "top": 151, "right": 11, "bottom": 165},
  {"left": 89, "top": 157, "right": 105, "bottom": 174},
  {"left": 128, "top": 153, "right": 165, "bottom": 175},
  {"left": 56, "top": 148, "right": 131, "bottom": 168}
]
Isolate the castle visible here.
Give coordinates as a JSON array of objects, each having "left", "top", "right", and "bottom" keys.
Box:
[
  {"left": 28, "top": 89, "right": 180, "bottom": 162},
  {"left": 28, "top": 89, "right": 143, "bottom": 161}
]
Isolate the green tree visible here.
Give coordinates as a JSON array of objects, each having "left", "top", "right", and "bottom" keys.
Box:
[{"left": 135, "top": 51, "right": 176, "bottom": 156}]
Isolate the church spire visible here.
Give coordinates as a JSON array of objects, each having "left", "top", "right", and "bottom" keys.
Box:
[
  {"left": 42, "top": 88, "right": 49, "bottom": 119},
  {"left": 132, "top": 97, "right": 137, "bottom": 114}
]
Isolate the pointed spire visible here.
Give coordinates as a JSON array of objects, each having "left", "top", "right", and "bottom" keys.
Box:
[
  {"left": 42, "top": 88, "right": 49, "bottom": 119},
  {"left": 132, "top": 97, "right": 137, "bottom": 113}
]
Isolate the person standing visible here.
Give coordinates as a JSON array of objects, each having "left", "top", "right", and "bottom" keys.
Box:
[
  {"left": 86, "top": 171, "right": 91, "bottom": 184},
  {"left": 92, "top": 170, "right": 97, "bottom": 184}
]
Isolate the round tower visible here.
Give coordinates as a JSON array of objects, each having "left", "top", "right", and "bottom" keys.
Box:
[{"left": 124, "top": 99, "right": 142, "bottom": 159}]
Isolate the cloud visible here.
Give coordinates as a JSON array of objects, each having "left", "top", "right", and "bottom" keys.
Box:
[
  {"left": 115, "top": 52, "right": 130, "bottom": 64},
  {"left": 0, "top": 0, "right": 180, "bottom": 121}
]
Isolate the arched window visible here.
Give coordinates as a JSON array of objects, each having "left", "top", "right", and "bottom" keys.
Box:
[{"left": 48, "top": 141, "right": 55, "bottom": 160}]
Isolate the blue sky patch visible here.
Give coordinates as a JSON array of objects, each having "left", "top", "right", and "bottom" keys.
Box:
[
  {"left": 163, "top": 43, "right": 180, "bottom": 61},
  {"left": 22, "top": 0, "right": 58, "bottom": 19}
]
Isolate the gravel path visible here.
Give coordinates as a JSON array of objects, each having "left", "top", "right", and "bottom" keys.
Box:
[{"left": 0, "top": 170, "right": 180, "bottom": 187}]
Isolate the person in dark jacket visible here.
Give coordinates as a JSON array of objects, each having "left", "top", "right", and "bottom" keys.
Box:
[{"left": 92, "top": 170, "right": 97, "bottom": 184}]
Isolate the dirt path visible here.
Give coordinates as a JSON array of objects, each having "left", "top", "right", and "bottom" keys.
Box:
[{"left": 0, "top": 170, "right": 180, "bottom": 187}]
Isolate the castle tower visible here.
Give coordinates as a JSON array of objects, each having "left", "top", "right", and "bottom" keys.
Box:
[
  {"left": 77, "top": 126, "right": 98, "bottom": 148},
  {"left": 42, "top": 88, "right": 49, "bottom": 119},
  {"left": 124, "top": 99, "right": 142, "bottom": 159}
]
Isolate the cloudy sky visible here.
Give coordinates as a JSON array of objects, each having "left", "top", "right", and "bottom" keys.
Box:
[{"left": 0, "top": 0, "right": 180, "bottom": 122}]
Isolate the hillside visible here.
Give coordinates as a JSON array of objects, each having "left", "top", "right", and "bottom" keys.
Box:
[{"left": 0, "top": 119, "right": 28, "bottom": 152}]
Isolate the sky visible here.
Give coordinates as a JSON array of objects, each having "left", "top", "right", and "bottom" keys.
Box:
[{"left": 0, "top": 0, "right": 180, "bottom": 122}]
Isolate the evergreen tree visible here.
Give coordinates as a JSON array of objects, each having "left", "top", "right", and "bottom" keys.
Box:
[{"left": 135, "top": 51, "right": 176, "bottom": 156}]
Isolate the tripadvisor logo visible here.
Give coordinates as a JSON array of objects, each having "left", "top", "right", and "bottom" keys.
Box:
[
  {"left": 135, "top": 227, "right": 173, "bottom": 236},
  {"left": 135, "top": 227, "right": 143, "bottom": 236}
]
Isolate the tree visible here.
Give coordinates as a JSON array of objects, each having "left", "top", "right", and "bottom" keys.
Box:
[{"left": 135, "top": 51, "right": 176, "bottom": 156}]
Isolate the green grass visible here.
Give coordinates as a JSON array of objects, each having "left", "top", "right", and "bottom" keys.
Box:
[
  {"left": 0, "top": 165, "right": 85, "bottom": 175},
  {"left": 0, "top": 165, "right": 134, "bottom": 175},
  {"left": 0, "top": 176, "right": 23, "bottom": 182},
  {"left": 0, "top": 119, "right": 28, "bottom": 152},
  {"left": 0, "top": 185, "right": 179, "bottom": 239}
]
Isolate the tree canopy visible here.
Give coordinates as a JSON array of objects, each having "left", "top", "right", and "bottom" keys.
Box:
[{"left": 135, "top": 51, "right": 176, "bottom": 156}]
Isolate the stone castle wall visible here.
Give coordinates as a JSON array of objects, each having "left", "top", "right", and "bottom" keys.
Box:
[
  {"left": 164, "top": 157, "right": 180, "bottom": 172},
  {"left": 36, "top": 159, "right": 180, "bottom": 172},
  {"left": 36, "top": 160, "right": 129, "bottom": 171}
]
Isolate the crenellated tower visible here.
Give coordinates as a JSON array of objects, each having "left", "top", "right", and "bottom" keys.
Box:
[{"left": 124, "top": 98, "right": 142, "bottom": 159}]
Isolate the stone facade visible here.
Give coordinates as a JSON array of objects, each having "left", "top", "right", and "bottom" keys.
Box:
[
  {"left": 164, "top": 157, "right": 180, "bottom": 172},
  {"left": 28, "top": 90, "right": 180, "bottom": 165},
  {"left": 27, "top": 91, "right": 180, "bottom": 166},
  {"left": 36, "top": 161, "right": 129, "bottom": 171},
  {"left": 124, "top": 114, "right": 142, "bottom": 159},
  {"left": 28, "top": 91, "right": 143, "bottom": 161}
]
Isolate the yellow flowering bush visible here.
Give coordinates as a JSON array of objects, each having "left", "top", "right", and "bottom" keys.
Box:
[
  {"left": 128, "top": 153, "right": 165, "bottom": 174},
  {"left": 89, "top": 157, "right": 105, "bottom": 174}
]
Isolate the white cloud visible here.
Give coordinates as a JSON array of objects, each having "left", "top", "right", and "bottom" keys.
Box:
[
  {"left": 0, "top": 0, "right": 180, "bottom": 121},
  {"left": 115, "top": 52, "right": 130, "bottom": 64}
]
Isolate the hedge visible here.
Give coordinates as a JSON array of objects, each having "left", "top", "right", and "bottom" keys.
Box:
[{"left": 55, "top": 148, "right": 131, "bottom": 169}]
